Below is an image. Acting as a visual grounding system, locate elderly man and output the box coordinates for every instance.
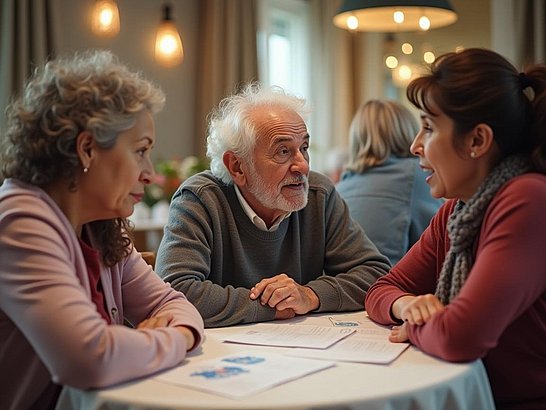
[156,83,390,328]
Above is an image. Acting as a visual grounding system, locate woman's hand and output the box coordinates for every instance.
[137,314,195,350]
[389,322,409,343]
[174,326,196,351]
[137,313,175,329]
[393,294,445,325]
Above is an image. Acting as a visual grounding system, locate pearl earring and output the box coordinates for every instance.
[83,167,89,173]
[470,152,477,159]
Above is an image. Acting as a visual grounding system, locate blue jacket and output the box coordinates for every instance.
[337,156,443,264]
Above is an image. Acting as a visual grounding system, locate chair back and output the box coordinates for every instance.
[140,251,156,268]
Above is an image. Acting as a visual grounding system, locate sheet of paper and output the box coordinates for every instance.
[155,352,335,398]
[287,317,410,364]
[221,324,356,349]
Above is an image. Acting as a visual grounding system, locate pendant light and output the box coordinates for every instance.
[91,0,120,38]
[333,0,457,32]
[155,3,184,67]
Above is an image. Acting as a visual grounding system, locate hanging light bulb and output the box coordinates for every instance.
[393,11,405,24]
[155,3,184,67]
[91,0,120,38]
[419,15,431,30]
[401,42,413,54]
[399,65,413,80]
[423,51,436,63]
[347,15,359,30]
[385,55,399,69]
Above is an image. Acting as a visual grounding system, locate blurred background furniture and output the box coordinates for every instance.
[140,252,156,268]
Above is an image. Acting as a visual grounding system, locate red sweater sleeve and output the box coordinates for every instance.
[408,175,546,361]
[365,200,455,325]
[367,175,546,363]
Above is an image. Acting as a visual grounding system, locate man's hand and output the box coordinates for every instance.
[249,273,319,315]
[274,308,296,320]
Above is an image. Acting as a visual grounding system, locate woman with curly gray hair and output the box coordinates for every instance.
[0,50,203,410]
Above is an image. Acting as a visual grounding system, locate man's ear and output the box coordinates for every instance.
[467,123,494,159]
[76,131,95,169]
[223,151,247,186]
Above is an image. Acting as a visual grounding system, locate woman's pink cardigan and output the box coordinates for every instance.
[0,179,204,410]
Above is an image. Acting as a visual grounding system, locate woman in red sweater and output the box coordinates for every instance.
[365,48,546,410]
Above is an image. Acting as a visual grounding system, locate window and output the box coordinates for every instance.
[257,0,310,101]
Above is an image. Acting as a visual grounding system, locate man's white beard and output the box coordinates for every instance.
[246,163,309,213]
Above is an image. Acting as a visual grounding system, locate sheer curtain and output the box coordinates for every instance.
[0,0,55,133]
[307,0,355,169]
[515,0,546,66]
[194,0,259,156]
[492,0,545,67]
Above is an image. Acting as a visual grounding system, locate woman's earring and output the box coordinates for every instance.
[83,167,89,173]
[470,152,477,159]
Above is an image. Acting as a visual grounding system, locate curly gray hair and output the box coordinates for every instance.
[0,49,165,187]
[0,49,165,267]
[206,82,310,184]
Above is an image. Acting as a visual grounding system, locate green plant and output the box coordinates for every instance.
[142,156,209,208]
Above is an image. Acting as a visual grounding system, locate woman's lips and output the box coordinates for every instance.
[130,193,144,202]
[420,164,434,183]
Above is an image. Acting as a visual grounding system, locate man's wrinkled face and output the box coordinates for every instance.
[241,105,310,223]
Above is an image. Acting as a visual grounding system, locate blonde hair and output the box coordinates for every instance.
[345,99,418,173]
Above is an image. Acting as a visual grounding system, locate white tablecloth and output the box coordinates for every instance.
[56,312,495,410]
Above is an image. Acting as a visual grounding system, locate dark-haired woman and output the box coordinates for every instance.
[365,48,546,409]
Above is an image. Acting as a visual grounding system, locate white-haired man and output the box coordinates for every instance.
[156,83,390,328]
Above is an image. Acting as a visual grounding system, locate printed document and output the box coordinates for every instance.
[155,352,335,398]
[288,317,410,364]
[221,324,355,349]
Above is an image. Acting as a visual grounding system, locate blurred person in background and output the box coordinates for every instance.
[337,99,442,264]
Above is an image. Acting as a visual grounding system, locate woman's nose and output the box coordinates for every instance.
[140,158,155,185]
[410,133,423,157]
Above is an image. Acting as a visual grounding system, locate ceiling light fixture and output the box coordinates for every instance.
[155,3,184,67]
[91,0,120,38]
[333,0,457,32]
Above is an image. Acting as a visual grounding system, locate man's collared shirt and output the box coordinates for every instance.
[234,184,290,232]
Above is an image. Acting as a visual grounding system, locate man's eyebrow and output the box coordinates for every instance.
[271,134,310,145]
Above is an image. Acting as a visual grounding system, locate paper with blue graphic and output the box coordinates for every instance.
[156,352,334,398]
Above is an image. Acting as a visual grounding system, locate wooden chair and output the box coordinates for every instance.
[140,251,156,268]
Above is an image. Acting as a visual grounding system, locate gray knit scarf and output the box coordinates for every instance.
[435,155,531,305]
